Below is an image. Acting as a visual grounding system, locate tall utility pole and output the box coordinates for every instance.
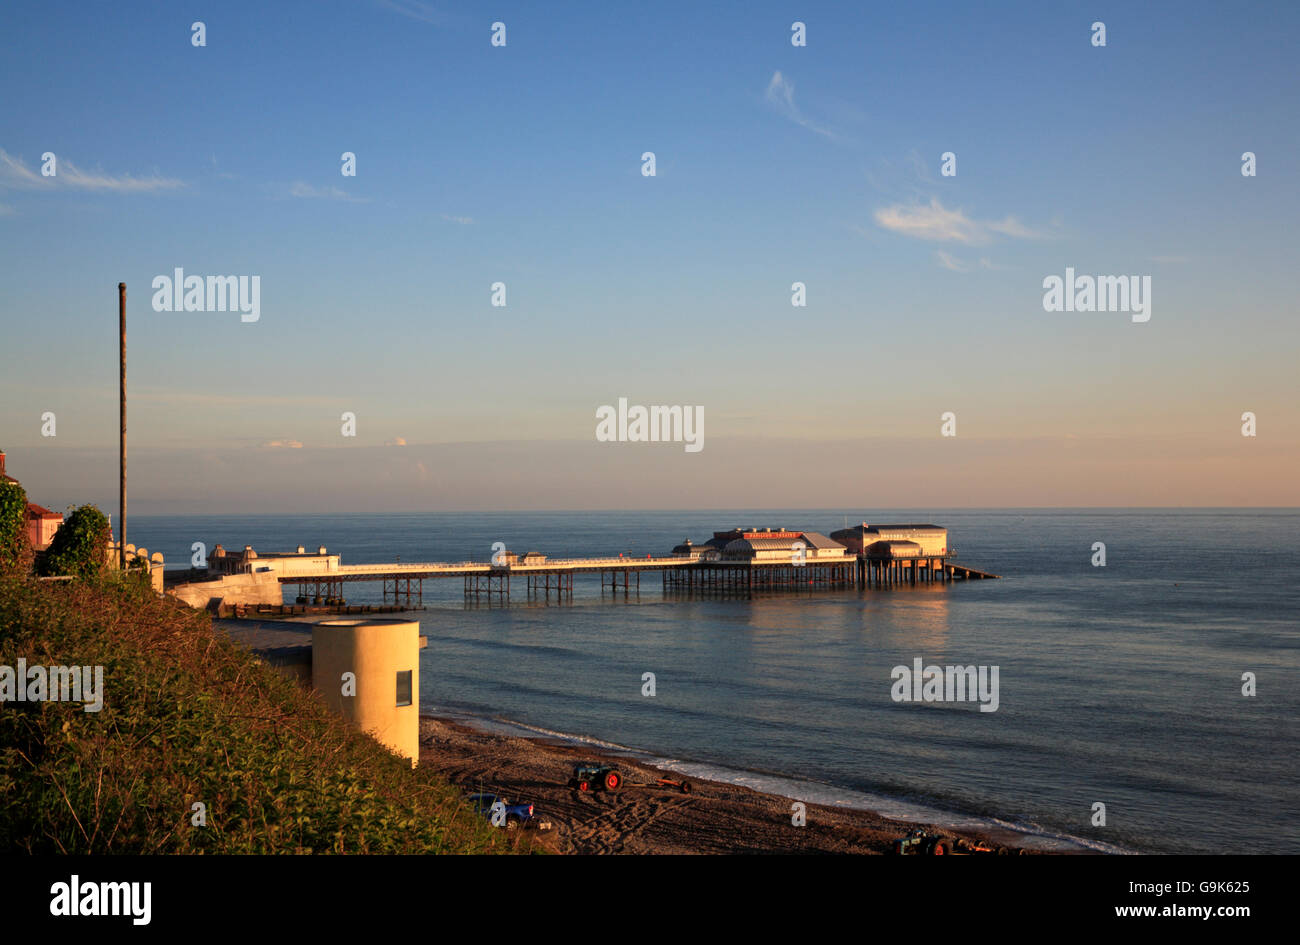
[119,282,126,571]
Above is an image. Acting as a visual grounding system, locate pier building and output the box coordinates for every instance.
[830,523,949,557]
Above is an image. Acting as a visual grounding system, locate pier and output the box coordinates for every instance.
[289,555,685,606]
[179,523,1001,610]
[280,554,996,605]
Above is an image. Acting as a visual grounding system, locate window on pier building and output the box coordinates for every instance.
[396,670,412,707]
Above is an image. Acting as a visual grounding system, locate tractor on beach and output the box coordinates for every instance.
[569,762,624,793]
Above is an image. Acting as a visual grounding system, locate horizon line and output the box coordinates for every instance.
[122,505,1300,517]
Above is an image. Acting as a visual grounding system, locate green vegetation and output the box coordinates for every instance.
[36,504,110,580]
[0,477,29,574]
[0,572,514,854]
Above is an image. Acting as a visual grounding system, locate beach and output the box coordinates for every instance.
[418,715,1047,855]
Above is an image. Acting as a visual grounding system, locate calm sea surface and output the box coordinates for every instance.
[132,509,1299,853]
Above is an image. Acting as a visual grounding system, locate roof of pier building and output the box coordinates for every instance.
[720,532,849,560]
[831,523,945,535]
[798,532,848,552]
[722,537,796,555]
[707,527,802,548]
[673,539,721,560]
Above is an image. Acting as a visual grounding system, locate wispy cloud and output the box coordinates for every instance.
[935,250,970,272]
[258,439,304,449]
[374,0,445,26]
[764,71,835,139]
[385,437,408,447]
[441,213,474,225]
[288,181,367,203]
[984,217,1042,240]
[935,251,1012,273]
[1150,255,1189,264]
[874,197,1047,245]
[0,148,183,192]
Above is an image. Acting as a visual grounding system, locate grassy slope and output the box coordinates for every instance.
[0,572,515,854]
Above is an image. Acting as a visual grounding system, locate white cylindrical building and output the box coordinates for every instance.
[312,618,420,766]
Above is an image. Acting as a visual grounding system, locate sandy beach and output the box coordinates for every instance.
[418,715,1051,855]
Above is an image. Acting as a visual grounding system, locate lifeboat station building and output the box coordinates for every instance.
[829,523,949,557]
[830,523,951,586]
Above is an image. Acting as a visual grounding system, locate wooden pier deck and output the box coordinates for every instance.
[278,552,999,605]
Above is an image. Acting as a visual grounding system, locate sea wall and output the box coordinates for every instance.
[169,571,284,610]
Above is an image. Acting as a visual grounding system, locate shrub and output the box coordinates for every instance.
[37,504,110,580]
[0,574,514,854]
[0,479,31,575]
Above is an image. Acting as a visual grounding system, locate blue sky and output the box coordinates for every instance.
[2,1,1298,511]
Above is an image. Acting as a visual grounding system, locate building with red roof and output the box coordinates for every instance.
[0,450,65,551]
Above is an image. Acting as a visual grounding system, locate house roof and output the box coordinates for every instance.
[26,502,62,519]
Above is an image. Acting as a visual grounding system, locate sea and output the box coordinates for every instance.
[130,509,1299,854]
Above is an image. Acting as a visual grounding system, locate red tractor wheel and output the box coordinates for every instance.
[680,780,692,794]
[931,840,952,855]
[577,780,590,793]
[603,771,622,792]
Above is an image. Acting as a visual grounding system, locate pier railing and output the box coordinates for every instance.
[329,555,684,576]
